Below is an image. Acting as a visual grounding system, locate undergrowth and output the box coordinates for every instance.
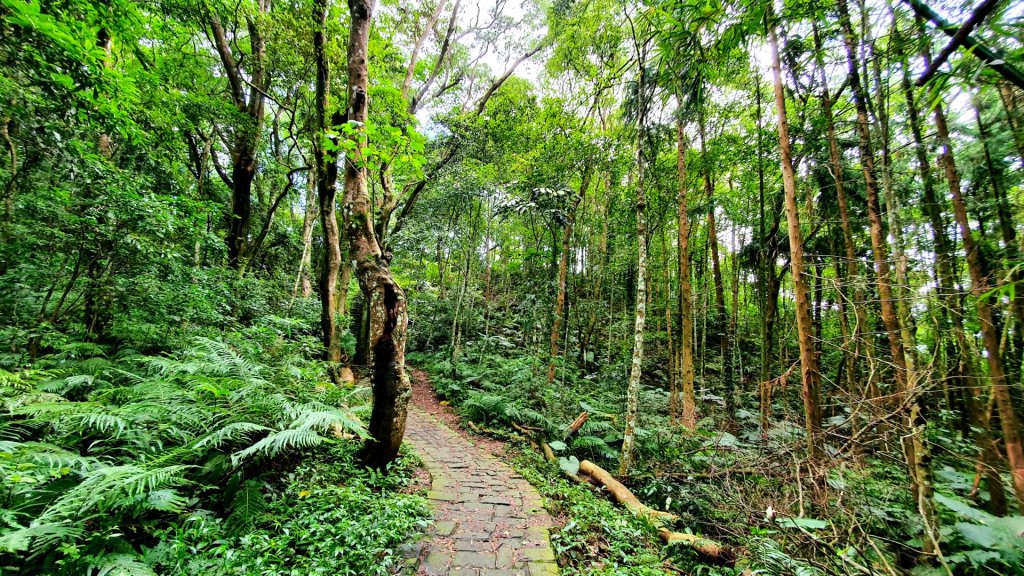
[410,341,1024,576]
[0,326,429,575]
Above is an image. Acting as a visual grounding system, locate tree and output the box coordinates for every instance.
[768,10,821,454]
[343,0,412,469]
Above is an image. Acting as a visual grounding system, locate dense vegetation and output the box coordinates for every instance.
[2,0,1024,573]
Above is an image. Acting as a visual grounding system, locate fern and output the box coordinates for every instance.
[36,464,188,525]
[512,407,553,431]
[0,522,83,553]
[0,440,98,474]
[572,435,617,458]
[194,421,272,450]
[0,333,369,571]
[226,479,267,533]
[92,553,158,576]
[231,428,325,466]
[462,392,508,424]
[144,489,187,513]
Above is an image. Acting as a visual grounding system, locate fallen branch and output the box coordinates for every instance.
[575,459,738,564]
[659,528,735,563]
[578,460,679,524]
[561,411,589,440]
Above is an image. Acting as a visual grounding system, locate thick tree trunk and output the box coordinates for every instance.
[676,114,696,430]
[345,0,411,469]
[210,3,269,269]
[768,19,821,454]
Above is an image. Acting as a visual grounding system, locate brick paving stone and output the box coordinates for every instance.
[402,407,558,575]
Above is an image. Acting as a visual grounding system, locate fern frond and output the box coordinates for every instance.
[289,407,367,438]
[194,422,272,451]
[226,480,267,533]
[92,553,158,576]
[572,435,617,458]
[0,441,98,474]
[0,522,83,553]
[36,464,188,523]
[231,428,324,467]
[514,407,553,431]
[144,489,186,512]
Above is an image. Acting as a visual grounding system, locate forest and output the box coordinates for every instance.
[1,0,1024,573]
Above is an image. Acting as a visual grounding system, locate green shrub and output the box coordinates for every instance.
[0,335,371,574]
[148,445,430,576]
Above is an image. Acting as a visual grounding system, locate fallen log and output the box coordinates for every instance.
[496,420,741,566]
[577,459,738,564]
[540,440,556,462]
[659,528,736,563]
[578,460,679,525]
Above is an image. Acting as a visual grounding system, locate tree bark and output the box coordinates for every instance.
[812,21,874,429]
[345,0,412,470]
[676,113,696,430]
[974,97,1024,386]
[314,0,344,365]
[768,17,821,454]
[209,3,270,269]
[619,55,649,475]
[548,168,591,385]
[297,172,318,298]
[935,98,1024,512]
[840,0,938,549]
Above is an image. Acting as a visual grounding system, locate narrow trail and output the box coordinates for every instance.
[401,371,559,576]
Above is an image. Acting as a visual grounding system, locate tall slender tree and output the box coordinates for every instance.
[768,12,821,453]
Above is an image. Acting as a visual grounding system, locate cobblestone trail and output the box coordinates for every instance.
[403,407,559,576]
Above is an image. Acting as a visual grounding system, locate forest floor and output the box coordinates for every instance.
[402,368,561,575]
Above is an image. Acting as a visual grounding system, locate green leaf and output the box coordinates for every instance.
[776,517,829,530]
[558,456,579,476]
[547,440,567,451]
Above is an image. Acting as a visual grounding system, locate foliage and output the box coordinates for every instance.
[0,332,399,574]
[147,445,430,576]
[512,450,670,576]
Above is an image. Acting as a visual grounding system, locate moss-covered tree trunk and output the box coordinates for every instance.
[313,0,343,365]
[619,56,649,476]
[344,0,411,469]
[676,113,696,430]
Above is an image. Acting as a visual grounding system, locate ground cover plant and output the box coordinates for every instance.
[0,319,428,574]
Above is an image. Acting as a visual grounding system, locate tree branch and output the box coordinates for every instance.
[473,42,547,115]
[917,0,1003,86]
[903,0,1024,89]
[243,166,309,273]
[402,0,449,100]
[208,12,246,106]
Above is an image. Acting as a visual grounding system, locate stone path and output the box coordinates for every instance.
[402,406,559,576]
